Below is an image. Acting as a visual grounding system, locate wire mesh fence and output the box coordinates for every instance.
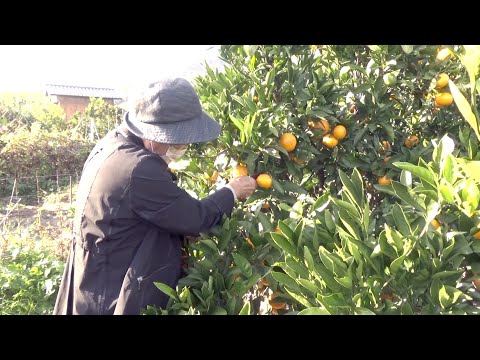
[0,173,79,240]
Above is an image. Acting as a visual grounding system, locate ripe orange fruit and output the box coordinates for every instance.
[333,125,347,140]
[256,174,273,189]
[436,73,449,89]
[431,219,441,230]
[309,117,330,134]
[322,134,338,148]
[437,47,454,61]
[378,176,392,185]
[435,92,454,107]
[404,135,419,149]
[279,133,297,152]
[232,165,248,177]
[473,231,480,239]
[316,118,330,134]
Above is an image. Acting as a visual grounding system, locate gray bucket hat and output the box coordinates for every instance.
[123,78,221,144]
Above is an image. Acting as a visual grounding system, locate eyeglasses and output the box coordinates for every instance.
[171,144,188,150]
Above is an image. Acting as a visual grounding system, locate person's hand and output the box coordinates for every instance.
[227,176,257,201]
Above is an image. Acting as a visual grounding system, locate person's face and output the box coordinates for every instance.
[144,140,188,157]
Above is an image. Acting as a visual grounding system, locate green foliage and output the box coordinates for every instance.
[0,92,66,132]
[0,123,92,180]
[70,98,122,140]
[150,45,480,315]
[0,243,64,315]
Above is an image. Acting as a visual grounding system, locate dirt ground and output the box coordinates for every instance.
[0,196,74,260]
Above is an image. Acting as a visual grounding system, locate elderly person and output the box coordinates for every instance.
[54,78,257,315]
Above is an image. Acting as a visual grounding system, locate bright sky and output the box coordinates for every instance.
[0,45,224,94]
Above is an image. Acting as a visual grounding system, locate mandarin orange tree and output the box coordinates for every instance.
[149,45,480,315]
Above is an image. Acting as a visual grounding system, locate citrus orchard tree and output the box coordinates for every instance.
[149,45,480,315]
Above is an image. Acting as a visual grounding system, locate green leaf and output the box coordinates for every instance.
[383,122,395,143]
[354,307,376,315]
[229,114,245,133]
[313,263,342,292]
[319,246,347,277]
[257,212,273,233]
[284,287,313,308]
[335,275,353,289]
[439,183,455,204]
[458,159,480,184]
[278,220,296,244]
[353,127,368,146]
[449,80,480,140]
[330,197,359,219]
[431,270,464,280]
[463,179,480,212]
[401,45,414,54]
[282,181,309,195]
[400,303,414,315]
[304,246,315,272]
[272,271,300,291]
[321,293,348,307]
[392,203,412,236]
[429,278,441,308]
[385,224,403,253]
[199,239,219,253]
[294,219,305,248]
[433,135,455,172]
[363,201,370,235]
[211,307,228,315]
[338,210,362,240]
[297,307,330,315]
[286,257,310,278]
[269,232,298,257]
[324,209,336,233]
[239,301,251,315]
[338,169,363,210]
[393,162,436,188]
[232,253,253,277]
[460,45,480,103]
[443,155,454,184]
[378,231,397,258]
[296,88,312,102]
[310,193,330,215]
[154,282,180,302]
[375,182,425,212]
[298,278,320,294]
[390,254,406,275]
[439,286,451,309]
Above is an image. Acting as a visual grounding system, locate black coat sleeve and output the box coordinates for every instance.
[129,156,235,236]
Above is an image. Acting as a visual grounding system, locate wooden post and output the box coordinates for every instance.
[36,173,40,205]
[10,177,16,203]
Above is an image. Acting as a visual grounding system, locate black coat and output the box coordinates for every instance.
[53,128,234,315]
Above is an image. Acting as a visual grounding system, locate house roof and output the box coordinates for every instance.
[45,84,123,99]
